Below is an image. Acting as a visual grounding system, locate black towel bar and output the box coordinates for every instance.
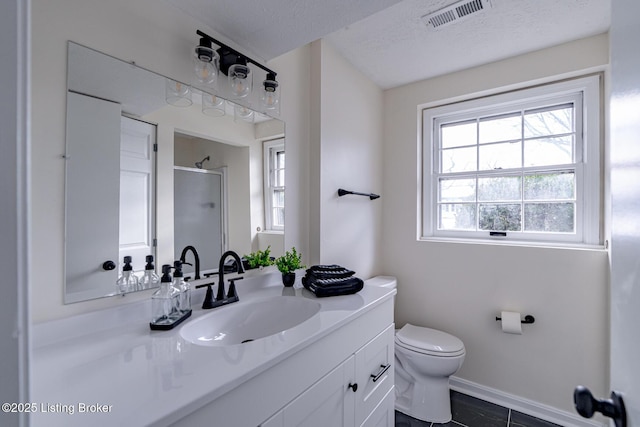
[338,188,380,200]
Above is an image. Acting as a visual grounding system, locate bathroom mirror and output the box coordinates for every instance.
[64,42,284,303]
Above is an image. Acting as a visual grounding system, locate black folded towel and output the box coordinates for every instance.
[305,268,355,280]
[302,276,363,297]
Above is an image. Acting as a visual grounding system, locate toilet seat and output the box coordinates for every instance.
[396,324,465,357]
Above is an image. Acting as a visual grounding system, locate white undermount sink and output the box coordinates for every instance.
[180,296,322,347]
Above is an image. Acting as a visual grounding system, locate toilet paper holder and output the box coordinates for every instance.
[495,314,535,324]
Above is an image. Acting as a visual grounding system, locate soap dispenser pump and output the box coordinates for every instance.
[116,256,139,294]
[173,260,192,315]
[140,255,160,290]
[150,264,190,330]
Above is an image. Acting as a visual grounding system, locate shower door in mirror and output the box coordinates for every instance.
[173,167,226,275]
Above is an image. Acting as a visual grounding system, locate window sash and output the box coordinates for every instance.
[421,75,601,245]
[263,139,285,232]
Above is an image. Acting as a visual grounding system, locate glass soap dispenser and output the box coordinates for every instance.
[173,260,191,316]
[116,256,139,294]
[150,264,185,330]
[140,255,160,290]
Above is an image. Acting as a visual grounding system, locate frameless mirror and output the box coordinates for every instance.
[64,42,284,303]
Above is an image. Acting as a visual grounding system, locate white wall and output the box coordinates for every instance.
[382,33,610,413]
[30,0,310,322]
[308,40,384,277]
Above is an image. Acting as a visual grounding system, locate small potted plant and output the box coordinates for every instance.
[275,247,306,287]
[244,246,274,270]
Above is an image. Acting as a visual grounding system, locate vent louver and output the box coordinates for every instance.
[422,0,492,29]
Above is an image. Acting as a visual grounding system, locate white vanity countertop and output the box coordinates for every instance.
[30,274,395,427]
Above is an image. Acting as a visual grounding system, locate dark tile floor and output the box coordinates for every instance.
[395,391,562,427]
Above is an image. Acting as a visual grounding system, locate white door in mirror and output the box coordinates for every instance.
[119,117,156,275]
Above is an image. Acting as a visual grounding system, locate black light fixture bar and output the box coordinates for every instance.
[196,30,277,78]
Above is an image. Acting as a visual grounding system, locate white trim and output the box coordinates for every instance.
[421,74,602,246]
[0,1,30,426]
[450,376,607,427]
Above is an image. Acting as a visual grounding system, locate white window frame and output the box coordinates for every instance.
[421,75,602,246]
[263,138,285,232]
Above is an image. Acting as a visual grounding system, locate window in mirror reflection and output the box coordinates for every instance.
[264,139,285,231]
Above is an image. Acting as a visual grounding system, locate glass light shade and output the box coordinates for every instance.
[233,103,254,123]
[201,93,225,117]
[165,79,193,107]
[261,78,280,110]
[193,46,219,88]
[228,64,252,98]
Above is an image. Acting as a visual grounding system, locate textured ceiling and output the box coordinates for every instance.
[163,0,611,90]
[326,0,611,88]
[163,0,404,60]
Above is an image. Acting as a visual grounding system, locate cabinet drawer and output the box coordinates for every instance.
[360,387,395,427]
[354,324,394,426]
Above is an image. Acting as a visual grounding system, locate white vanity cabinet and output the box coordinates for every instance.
[172,295,395,427]
[261,325,394,427]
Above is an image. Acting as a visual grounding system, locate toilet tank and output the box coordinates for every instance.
[365,276,397,289]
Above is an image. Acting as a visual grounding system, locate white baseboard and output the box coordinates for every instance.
[449,376,607,427]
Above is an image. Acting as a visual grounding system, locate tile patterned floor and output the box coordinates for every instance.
[395,391,563,427]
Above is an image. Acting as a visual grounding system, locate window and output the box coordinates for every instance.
[422,75,601,245]
[264,139,285,231]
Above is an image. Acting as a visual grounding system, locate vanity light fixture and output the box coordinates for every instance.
[194,37,219,88]
[201,92,225,117]
[261,72,280,110]
[233,103,255,123]
[195,30,280,115]
[165,78,193,107]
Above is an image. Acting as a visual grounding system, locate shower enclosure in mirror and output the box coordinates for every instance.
[64,41,285,303]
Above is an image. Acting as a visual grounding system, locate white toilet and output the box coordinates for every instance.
[367,276,466,424]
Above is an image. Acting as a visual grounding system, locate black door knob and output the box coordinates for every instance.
[102,260,116,271]
[348,383,358,392]
[574,386,626,427]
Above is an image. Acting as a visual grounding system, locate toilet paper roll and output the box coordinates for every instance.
[501,311,522,334]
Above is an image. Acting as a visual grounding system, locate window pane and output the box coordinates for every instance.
[441,121,476,149]
[439,178,476,202]
[478,176,521,201]
[479,113,521,144]
[479,204,521,231]
[524,105,573,138]
[441,146,477,173]
[273,207,285,227]
[274,169,285,187]
[479,141,521,170]
[272,189,284,208]
[524,172,575,200]
[276,151,285,168]
[524,136,573,167]
[438,203,476,230]
[524,203,574,232]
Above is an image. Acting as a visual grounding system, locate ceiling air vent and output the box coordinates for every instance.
[422,0,492,30]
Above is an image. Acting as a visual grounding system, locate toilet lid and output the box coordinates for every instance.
[396,324,464,355]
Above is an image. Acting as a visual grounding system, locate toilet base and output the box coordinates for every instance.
[395,375,453,423]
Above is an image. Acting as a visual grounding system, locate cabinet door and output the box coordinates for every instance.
[354,325,395,425]
[282,355,355,427]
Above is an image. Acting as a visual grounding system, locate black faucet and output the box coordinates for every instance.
[199,250,245,309]
[216,250,245,301]
[179,245,201,280]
